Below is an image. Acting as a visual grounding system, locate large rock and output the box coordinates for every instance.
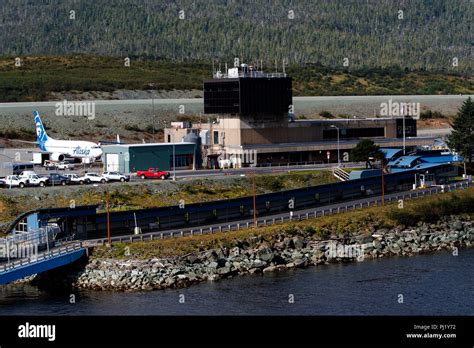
[217,266,232,275]
[216,258,227,268]
[251,259,267,269]
[389,243,401,254]
[256,247,274,262]
[216,248,228,259]
[263,265,277,273]
[186,254,201,264]
[292,237,305,249]
[452,221,463,231]
[272,255,287,265]
[202,250,219,262]
[373,239,383,250]
[357,235,374,244]
[291,251,304,260]
[207,261,218,270]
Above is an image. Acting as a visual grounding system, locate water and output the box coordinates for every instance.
[1,249,473,316]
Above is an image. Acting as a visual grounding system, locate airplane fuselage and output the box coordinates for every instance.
[43,139,103,159]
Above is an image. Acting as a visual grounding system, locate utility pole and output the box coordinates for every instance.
[381,164,385,207]
[403,114,406,155]
[330,125,340,166]
[172,127,176,181]
[152,97,155,141]
[162,120,176,179]
[252,172,257,228]
[401,104,406,155]
[106,190,111,245]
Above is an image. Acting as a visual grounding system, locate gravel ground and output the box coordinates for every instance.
[0,94,470,145]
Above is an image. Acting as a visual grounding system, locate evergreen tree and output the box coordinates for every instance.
[350,139,383,169]
[447,97,474,174]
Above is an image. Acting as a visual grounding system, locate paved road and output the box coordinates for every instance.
[0,95,471,116]
[0,161,362,193]
[157,162,362,180]
[1,95,471,108]
[417,128,452,137]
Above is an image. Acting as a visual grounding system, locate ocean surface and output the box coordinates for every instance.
[1,248,472,316]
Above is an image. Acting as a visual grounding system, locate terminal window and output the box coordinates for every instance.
[323,127,385,140]
[170,154,193,169]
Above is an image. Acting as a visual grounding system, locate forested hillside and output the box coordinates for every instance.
[0,0,472,72]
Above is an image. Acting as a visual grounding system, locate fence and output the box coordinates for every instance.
[84,181,471,247]
[0,242,83,273]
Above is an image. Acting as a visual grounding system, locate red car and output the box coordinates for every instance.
[136,168,171,180]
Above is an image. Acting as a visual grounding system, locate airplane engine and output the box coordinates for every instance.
[50,153,66,162]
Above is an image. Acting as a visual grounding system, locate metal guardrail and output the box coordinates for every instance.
[0,242,83,273]
[83,181,471,247]
[254,161,365,168]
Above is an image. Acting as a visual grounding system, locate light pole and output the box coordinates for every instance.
[330,125,340,166]
[172,129,176,181]
[400,104,406,155]
[152,97,155,141]
[163,120,176,181]
[252,171,257,228]
[381,165,385,207]
[106,189,111,245]
[403,114,406,155]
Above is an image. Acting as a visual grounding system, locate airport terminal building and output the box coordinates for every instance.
[102,143,196,173]
[164,64,423,168]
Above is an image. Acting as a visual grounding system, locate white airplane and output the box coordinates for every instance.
[34,111,103,161]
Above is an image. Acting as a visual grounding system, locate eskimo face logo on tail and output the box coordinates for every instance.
[34,113,48,151]
[36,122,43,139]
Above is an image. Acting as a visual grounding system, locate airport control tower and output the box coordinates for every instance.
[203,63,293,149]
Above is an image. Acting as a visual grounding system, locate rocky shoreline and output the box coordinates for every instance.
[36,215,473,291]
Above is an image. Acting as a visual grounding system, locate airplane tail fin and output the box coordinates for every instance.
[34,111,50,151]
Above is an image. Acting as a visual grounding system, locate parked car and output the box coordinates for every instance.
[55,162,71,170]
[84,173,108,184]
[102,171,130,182]
[1,175,27,188]
[18,171,37,177]
[18,173,49,187]
[136,168,170,180]
[46,173,70,186]
[64,174,90,185]
[43,160,57,170]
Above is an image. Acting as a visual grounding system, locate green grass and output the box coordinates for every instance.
[0,56,472,102]
[92,186,474,259]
